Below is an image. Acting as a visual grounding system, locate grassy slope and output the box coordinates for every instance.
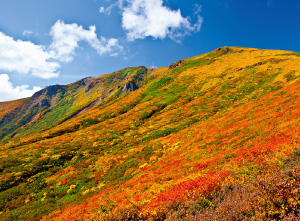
[1,47,300,220]
[0,99,28,122]
[0,66,150,141]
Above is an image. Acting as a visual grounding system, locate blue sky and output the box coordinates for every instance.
[0,0,299,102]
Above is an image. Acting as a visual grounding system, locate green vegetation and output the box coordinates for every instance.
[0,47,300,220]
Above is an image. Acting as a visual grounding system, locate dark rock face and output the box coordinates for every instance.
[32,85,65,98]
[85,84,94,93]
[169,60,182,70]
[74,79,87,87]
[35,99,50,108]
[85,80,100,93]
[122,81,138,92]
[214,47,231,54]
[75,76,98,89]
[45,85,65,97]
[74,97,103,117]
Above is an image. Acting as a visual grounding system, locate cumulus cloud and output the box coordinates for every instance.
[118,0,203,41]
[49,20,121,62]
[0,32,60,79]
[0,74,41,102]
[0,20,122,79]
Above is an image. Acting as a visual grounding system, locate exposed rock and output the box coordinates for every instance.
[213,47,231,54]
[85,79,102,93]
[35,99,50,108]
[237,61,266,72]
[169,60,182,70]
[75,97,104,116]
[122,81,138,92]
[146,67,158,72]
[59,97,104,124]
[32,85,65,98]
[124,71,131,79]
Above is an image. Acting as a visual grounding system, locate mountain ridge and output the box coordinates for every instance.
[1,47,300,220]
[0,65,157,141]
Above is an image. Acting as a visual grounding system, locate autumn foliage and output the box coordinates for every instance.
[0,47,300,220]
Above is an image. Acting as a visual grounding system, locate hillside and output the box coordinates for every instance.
[0,66,154,141]
[1,47,300,220]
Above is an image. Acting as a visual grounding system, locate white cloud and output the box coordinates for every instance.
[118,0,203,41]
[99,6,105,13]
[22,30,34,36]
[0,32,60,79]
[99,2,119,15]
[0,74,41,102]
[193,15,203,33]
[49,20,122,62]
[0,20,122,80]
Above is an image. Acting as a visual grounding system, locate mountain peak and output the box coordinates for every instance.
[1,47,300,220]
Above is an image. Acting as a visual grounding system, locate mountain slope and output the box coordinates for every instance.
[0,66,156,141]
[1,47,300,220]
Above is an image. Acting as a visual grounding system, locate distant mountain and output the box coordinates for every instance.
[1,47,300,220]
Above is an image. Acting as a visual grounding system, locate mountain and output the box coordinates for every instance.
[1,47,300,220]
[0,66,155,141]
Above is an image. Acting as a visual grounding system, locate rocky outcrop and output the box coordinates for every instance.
[169,60,182,70]
[75,97,103,116]
[32,85,65,98]
[122,81,139,92]
[35,99,50,108]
